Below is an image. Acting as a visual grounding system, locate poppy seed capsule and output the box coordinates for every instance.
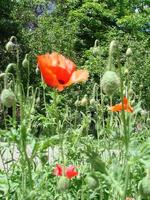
[85,175,98,189]
[1,89,16,108]
[101,71,120,96]
[57,176,69,192]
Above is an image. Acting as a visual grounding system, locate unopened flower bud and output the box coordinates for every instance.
[101,71,120,96]
[5,63,16,72]
[126,48,132,57]
[36,66,39,74]
[90,98,96,105]
[85,175,98,189]
[92,40,100,56]
[75,99,79,106]
[5,41,15,52]
[139,84,143,89]
[109,40,118,56]
[1,89,16,108]
[36,97,40,104]
[22,54,29,68]
[139,172,150,197]
[57,176,69,192]
[124,68,129,75]
[80,95,88,106]
[5,36,17,52]
[128,88,134,96]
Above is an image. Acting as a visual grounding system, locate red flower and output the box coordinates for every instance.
[109,97,133,112]
[37,52,89,91]
[53,164,78,179]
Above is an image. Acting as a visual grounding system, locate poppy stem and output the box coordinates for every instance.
[117,47,130,200]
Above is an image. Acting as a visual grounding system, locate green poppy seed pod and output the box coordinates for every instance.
[1,89,16,108]
[80,95,88,106]
[85,175,99,189]
[126,48,132,57]
[109,40,118,56]
[139,175,150,197]
[57,176,69,192]
[101,71,120,96]
[22,54,29,68]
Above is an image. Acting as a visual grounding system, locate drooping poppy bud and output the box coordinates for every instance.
[5,36,17,52]
[90,98,96,105]
[85,175,99,189]
[57,176,69,192]
[92,40,100,57]
[22,54,29,68]
[126,48,132,57]
[101,71,120,96]
[139,174,150,197]
[80,95,88,106]
[1,89,16,108]
[109,40,118,57]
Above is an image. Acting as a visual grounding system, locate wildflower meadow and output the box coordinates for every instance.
[0,1,150,200]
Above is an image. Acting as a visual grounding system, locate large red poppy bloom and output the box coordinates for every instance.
[109,97,133,112]
[37,52,89,91]
[53,164,78,179]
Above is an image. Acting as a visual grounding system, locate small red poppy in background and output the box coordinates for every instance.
[109,97,133,112]
[53,164,78,179]
[37,52,89,91]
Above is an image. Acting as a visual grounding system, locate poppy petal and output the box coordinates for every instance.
[65,165,78,179]
[53,164,63,176]
[66,70,89,86]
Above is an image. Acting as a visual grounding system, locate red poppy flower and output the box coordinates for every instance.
[109,97,133,112]
[37,52,89,91]
[53,164,78,179]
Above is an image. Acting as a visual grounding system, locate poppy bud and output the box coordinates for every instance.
[85,175,98,189]
[90,98,96,105]
[5,36,17,52]
[36,97,40,104]
[6,63,16,72]
[5,41,15,52]
[139,84,143,89]
[109,40,118,56]
[22,54,29,68]
[128,89,134,97]
[57,176,69,192]
[124,68,129,75]
[80,95,88,106]
[1,89,16,108]
[126,48,132,57]
[75,99,79,107]
[139,173,150,197]
[92,40,100,57]
[35,66,39,74]
[101,71,120,96]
